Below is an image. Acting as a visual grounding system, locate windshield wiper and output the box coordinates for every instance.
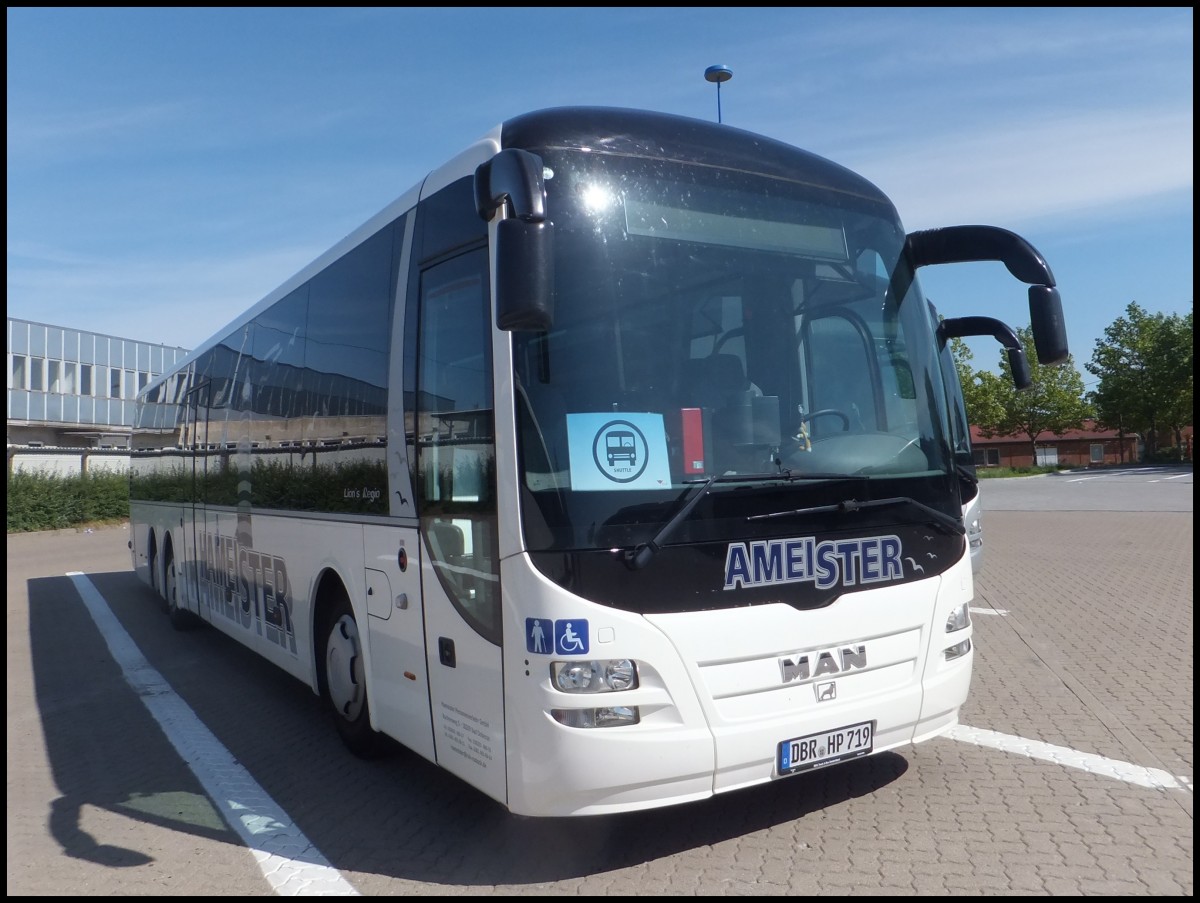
[626,475,717,570]
[748,496,966,536]
[628,471,799,569]
[625,472,886,570]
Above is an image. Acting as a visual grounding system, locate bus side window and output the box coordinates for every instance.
[414,246,501,644]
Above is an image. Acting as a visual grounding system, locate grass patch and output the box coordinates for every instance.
[976,465,1068,479]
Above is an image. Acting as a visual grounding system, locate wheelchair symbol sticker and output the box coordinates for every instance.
[554,619,589,655]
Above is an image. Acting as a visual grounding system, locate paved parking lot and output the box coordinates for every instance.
[6,466,1193,895]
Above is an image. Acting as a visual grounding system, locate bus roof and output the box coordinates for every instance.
[501,106,891,207]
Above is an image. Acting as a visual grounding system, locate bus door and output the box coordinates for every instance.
[188,338,253,633]
[196,349,249,630]
[364,525,436,762]
[180,378,212,622]
[412,246,507,804]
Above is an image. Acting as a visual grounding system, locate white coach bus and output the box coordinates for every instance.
[129,107,1068,816]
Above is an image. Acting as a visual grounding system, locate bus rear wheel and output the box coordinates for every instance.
[164,549,198,631]
[322,595,383,758]
[149,542,167,613]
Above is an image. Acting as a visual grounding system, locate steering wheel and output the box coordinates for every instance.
[797,408,850,431]
[784,430,927,473]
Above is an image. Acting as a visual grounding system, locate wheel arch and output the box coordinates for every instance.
[161,525,176,568]
[159,526,180,600]
[311,567,356,699]
[310,565,384,755]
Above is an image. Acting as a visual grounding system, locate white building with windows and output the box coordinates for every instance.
[7,317,189,472]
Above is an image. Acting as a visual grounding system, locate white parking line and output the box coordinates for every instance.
[68,573,359,897]
[946,724,1188,791]
[969,607,1009,616]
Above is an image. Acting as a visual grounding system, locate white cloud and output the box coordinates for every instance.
[840,107,1193,230]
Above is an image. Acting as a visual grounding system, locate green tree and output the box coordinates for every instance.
[950,337,1007,433]
[1160,308,1194,456]
[1086,302,1193,460]
[973,327,1091,460]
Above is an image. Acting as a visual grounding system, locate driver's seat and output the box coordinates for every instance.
[682,354,749,411]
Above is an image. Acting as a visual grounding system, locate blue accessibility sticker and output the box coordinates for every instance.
[526,618,553,655]
[554,619,589,655]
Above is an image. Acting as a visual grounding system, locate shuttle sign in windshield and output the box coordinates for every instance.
[724,534,904,591]
[566,413,671,490]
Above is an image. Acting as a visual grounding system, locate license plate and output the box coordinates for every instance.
[777,721,874,775]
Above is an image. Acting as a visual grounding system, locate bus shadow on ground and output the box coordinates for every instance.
[28,570,907,886]
[27,574,240,868]
[411,752,910,886]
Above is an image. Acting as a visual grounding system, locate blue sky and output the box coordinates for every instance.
[6,8,1193,387]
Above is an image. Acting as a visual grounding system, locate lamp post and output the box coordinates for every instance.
[704,65,732,124]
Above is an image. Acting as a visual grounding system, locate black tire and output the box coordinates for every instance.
[164,549,199,631]
[149,541,164,610]
[321,593,383,758]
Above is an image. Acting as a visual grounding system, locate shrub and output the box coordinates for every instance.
[6,471,129,533]
[1148,446,1190,463]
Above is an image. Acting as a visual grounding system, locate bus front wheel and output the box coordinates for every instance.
[322,595,383,758]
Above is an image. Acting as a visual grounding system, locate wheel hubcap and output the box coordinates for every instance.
[326,615,364,720]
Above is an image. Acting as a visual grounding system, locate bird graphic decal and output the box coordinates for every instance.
[904,556,925,574]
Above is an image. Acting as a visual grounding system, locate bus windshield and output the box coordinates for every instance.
[513,150,957,556]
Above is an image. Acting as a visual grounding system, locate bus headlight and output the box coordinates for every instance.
[943,603,971,660]
[944,602,971,633]
[551,659,638,693]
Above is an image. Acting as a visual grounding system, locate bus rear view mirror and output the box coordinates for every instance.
[1006,346,1032,390]
[908,225,1071,368]
[476,148,556,331]
[495,217,555,331]
[907,225,1055,286]
[938,315,1032,391]
[1028,285,1068,366]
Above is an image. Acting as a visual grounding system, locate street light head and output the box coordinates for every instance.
[705,65,733,84]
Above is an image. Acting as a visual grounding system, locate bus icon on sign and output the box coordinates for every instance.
[589,419,651,484]
[605,430,636,466]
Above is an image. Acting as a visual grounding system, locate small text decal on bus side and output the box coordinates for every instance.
[197,531,297,654]
[724,535,903,591]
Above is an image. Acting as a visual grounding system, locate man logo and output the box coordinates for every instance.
[816,682,837,701]
[780,645,867,683]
